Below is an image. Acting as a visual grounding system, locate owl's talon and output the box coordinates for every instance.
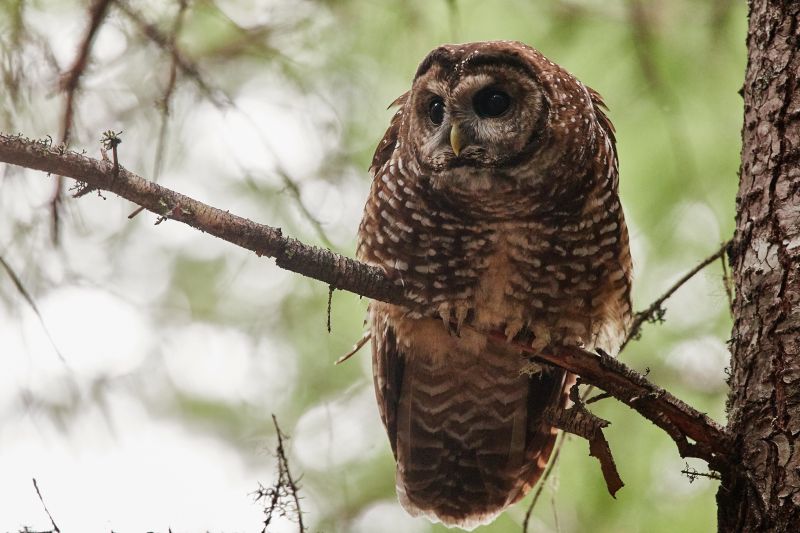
[504,318,524,342]
[379,264,406,288]
[437,303,455,336]
[454,303,469,336]
[529,324,551,355]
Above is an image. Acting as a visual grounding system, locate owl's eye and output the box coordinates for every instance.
[473,88,511,118]
[428,97,445,126]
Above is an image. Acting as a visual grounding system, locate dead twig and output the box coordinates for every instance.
[32,478,61,533]
[275,166,335,249]
[720,250,734,315]
[0,255,65,362]
[621,239,732,350]
[255,415,306,532]
[544,384,624,497]
[50,0,113,244]
[129,0,188,220]
[114,0,228,107]
[327,285,334,333]
[682,462,722,483]
[335,331,371,365]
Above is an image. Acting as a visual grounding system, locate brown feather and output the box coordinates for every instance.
[357,40,632,528]
[369,92,408,175]
[370,307,569,529]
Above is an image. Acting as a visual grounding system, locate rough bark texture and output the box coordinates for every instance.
[720,1,800,531]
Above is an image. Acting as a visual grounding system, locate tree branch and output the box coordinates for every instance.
[522,238,731,523]
[544,385,624,497]
[0,133,402,305]
[621,239,732,350]
[32,478,61,533]
[114,0,229,107]
[511,336,730,468]
[51,0,113,244]
[0,132,731,469]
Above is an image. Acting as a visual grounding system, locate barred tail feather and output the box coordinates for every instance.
[388,342,567,529]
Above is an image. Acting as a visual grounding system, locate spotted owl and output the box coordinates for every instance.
[356,41,632,529]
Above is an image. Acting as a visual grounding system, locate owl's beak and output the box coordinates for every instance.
[449,123,463,156]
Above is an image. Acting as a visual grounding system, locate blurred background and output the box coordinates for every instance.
[0,1,744,531]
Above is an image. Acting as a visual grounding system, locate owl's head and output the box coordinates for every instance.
[406,42,546,176]
[390,41,603,196]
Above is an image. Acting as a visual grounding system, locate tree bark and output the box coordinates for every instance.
[720,1,800,531]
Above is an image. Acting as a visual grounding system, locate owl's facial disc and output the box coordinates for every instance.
[409,56,545,181]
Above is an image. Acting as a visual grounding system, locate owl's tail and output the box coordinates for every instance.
[393,343,569,530]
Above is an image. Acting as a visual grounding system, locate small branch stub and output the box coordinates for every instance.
[544,385,624,497]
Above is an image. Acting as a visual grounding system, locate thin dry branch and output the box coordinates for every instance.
[509,337,730,468]
[522,432,564,532]
[544,386,624,497]
[32,478,61,533]
[275,165,335,249]
[115,0,228,107]
[155,0,188,163]
[0,133,402,304]
[51,0,113,244]
[335,331,371,365]
[621,239,731,350]
[0,255,65,362]
[58,0,112,141]
[128,0,189,220]
[0,132,731,470]
[255,415,306,532]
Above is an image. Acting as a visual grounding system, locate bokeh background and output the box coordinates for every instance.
[0,1,744,532]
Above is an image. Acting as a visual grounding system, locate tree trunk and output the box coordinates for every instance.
[719,1,800,531]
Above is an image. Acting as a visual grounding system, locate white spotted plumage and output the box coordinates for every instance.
[357,40,632,529]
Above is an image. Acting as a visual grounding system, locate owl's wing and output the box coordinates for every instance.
[369,92,409,176]
[371,317,405,458]
[586,86,617,146]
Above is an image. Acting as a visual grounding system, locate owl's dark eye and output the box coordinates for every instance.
[428,97,445,126]
[473,88,511,118]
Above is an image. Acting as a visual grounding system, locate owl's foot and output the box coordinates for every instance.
[503,317,525,342]
[437,301,470,336]
[379,263,406,288]
[518,324,551,376]
[529,324,552,354]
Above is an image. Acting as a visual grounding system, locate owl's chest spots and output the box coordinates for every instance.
[472,237,518,327]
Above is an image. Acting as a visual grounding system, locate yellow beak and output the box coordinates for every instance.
[450,123,463,156]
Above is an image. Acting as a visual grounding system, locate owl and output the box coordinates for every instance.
[356,41,632,529]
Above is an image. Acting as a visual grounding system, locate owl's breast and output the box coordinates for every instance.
[357,162,631,353]
[471,232,527,332]
[464,219,629,352]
